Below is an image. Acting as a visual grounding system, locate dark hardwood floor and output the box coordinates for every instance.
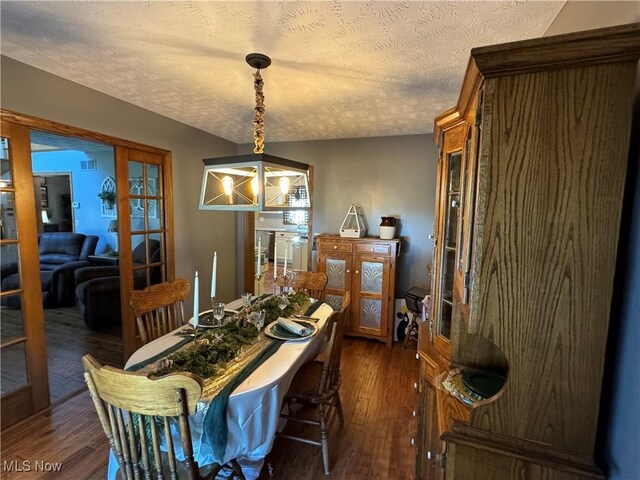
[1,338,418,479]
[261,338,419,479]
[1,306,123,403]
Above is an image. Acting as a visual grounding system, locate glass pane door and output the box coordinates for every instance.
[437,151,462,340]
[129,159,166,289]
[0,122,49,428]
[0,135,27,396]
[118,148,171,356]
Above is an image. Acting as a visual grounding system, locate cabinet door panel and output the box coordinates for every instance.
[325,293,344,312]
[359,298,383,329]
[326,256,349,290]
[425,382,444,480]
[360,260,384,294]
[352,255,390,337]
[318,250,354,333]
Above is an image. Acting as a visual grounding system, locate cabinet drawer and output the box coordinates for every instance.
[355,243,391,256]
[318,242,353,253]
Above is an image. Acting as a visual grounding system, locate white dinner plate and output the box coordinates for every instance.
[264,319,318,342]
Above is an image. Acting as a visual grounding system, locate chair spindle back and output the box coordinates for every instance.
[276,270,328,300]
[319,291,350,396]
[82,354,207,480]
[130,278,191,344]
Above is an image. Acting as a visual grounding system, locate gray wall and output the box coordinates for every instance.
[1,56,239,305]
[544,1,639,36]
[544,6,640,480]
[238,134,437,296]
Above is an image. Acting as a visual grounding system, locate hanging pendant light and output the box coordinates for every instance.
[199,53,311,212]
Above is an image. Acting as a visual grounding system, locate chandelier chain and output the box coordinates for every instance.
[253,69,265,154]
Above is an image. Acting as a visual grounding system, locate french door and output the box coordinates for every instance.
[116,147,174,356]
[0,111,174,428]
[0,121,49,428]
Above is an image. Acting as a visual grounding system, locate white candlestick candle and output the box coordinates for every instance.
[193,271,199,328]
[273,243,278,280]
[257,237,262,275]
[211,251,217,298]
[283,242,288,275]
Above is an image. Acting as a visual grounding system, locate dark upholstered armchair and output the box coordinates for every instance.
[1,233,98,308]
[75,240,162,330]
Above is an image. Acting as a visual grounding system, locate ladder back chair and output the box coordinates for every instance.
[277,291,350,474]
[130,278,190,344]
[83,355,245,480]
[275,270,328,300]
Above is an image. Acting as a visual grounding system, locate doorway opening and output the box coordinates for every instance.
[35,173,73,232]
[1,131,124,405]
[254,210,310,295]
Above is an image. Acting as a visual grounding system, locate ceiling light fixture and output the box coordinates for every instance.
[199,53,310,212]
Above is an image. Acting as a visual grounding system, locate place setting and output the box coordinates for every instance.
[264,293,319,342]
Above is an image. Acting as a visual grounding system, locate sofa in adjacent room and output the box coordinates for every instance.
[74,239,162,330]
[1,232,99,308]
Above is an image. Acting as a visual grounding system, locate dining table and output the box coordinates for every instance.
[106,296,334,480]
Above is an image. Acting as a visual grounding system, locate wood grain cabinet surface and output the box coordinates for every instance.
[416,23,640,480]
[316,234,399,345]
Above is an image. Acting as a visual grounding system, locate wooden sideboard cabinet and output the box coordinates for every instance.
[416,24,640,480]
[316,234,399,345]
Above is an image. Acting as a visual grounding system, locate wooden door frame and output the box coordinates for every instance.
[0,109,175,361]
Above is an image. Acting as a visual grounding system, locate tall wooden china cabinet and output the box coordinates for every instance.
[416,24,640,479]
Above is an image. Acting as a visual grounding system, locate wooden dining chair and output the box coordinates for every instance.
[130,278,190,344]
[275,270,328,300]
[277,291,350,474]
[83,355,245,480]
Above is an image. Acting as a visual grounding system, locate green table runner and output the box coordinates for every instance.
[126,337,193,372]
[204,337,283,459]
[204,298,323,459]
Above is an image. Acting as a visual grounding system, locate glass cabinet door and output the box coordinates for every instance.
[434,150,462,346]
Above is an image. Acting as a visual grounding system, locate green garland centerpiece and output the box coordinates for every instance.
[260,291,309,325]
[152,292,310,379]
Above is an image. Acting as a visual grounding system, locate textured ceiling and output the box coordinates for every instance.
[1,1,564,143]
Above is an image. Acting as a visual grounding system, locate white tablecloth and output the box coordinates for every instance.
[107,299,334,480]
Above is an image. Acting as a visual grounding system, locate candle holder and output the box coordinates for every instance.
[274,270,296,295]
[254,272,263,297]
